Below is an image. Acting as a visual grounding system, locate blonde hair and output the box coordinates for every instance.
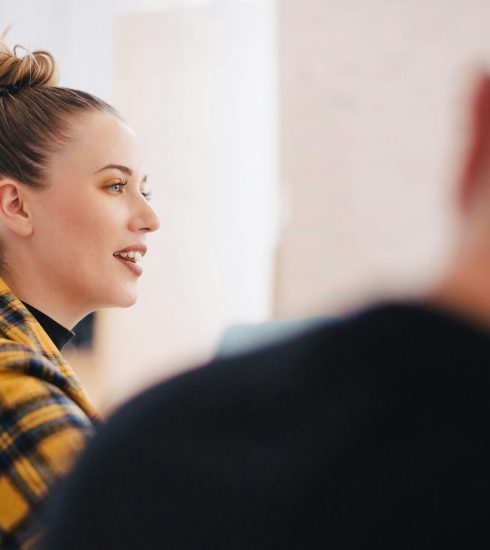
[0,30,118,187]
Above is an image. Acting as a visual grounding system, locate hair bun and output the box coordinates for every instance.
[0,29,58,90]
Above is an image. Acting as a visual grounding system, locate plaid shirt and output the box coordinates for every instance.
[0,278,98,549]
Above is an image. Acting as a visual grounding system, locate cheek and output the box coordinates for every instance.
[37,194,125,257]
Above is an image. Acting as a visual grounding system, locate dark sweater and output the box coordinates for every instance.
[42,303,490,549]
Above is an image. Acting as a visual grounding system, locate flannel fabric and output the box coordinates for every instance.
[0,278,97,549]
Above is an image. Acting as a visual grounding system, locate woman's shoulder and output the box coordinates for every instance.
[0,337,68,390]
[0,340,96,550]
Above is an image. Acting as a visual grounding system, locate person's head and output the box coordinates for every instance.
[457,73,490,227]
[424,70,490,324]
[0,33,160,327]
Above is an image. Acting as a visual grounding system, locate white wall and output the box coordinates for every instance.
[275,0,490,317]
[0,0,216,100]
[100,0,278,408]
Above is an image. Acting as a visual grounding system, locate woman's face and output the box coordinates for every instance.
[26,110,160,314]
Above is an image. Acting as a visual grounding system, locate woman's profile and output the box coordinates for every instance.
[0,30,159,548]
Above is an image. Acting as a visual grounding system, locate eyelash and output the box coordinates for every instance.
[107,179,152,201]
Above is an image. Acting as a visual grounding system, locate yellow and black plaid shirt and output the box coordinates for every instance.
[0,278,97,549]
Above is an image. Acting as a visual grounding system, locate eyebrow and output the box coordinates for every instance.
[95,163,148,183]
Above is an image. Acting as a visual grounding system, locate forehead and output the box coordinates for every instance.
[48,111,141,177]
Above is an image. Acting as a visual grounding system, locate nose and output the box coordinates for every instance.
[129,197,161,233]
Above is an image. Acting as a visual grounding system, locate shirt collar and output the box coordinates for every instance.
[22,302,75,351]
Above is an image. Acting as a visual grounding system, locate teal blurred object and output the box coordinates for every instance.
[217,316,335,358]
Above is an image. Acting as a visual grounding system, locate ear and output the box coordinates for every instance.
[459,72,490,212]
[0,179,33,237]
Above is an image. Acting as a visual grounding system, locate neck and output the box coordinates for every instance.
[0,270,90,330]
[425,245,490,330]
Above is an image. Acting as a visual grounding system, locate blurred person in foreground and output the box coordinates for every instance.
[43,72,490,550]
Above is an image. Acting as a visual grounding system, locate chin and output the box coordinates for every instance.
[104,286,138,308]
[118,293,138,308]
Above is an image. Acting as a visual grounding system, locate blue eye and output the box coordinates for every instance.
[107,180,128,193]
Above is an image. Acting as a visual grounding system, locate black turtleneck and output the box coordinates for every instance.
[23,302,75,351]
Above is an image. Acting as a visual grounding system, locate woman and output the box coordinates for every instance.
[0,33,159,549]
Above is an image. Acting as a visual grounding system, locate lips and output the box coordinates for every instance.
[114,250,143,263]
[113,244,147,258]
[114,255,143,276]
[113,244,147,276]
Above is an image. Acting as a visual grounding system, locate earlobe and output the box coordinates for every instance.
[0,179,33,237]
[459,72,490,212]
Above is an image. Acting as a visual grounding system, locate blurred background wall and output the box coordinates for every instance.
[1,0,490,412]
